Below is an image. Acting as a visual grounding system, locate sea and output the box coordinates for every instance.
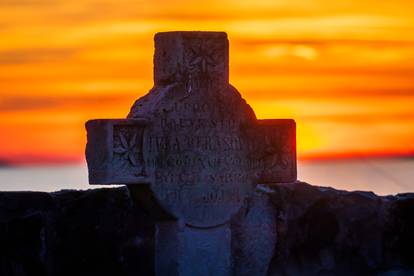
[0,158,413,196]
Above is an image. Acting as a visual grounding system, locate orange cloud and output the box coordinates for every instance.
[1,0,414,164]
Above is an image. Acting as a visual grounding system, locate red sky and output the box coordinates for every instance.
[1,0,414,164]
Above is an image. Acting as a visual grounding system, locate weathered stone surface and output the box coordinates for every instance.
[127,31,258,228]
[256,119,296,183]
[0,188,154,276]
[86,119,149,184]
[231,186,277,276]
[84,31,300,275]
[151,31,229,89]
[155,222,232,275]
[1,184,414,275]
[86,31,297,228]
[0,192,52,276]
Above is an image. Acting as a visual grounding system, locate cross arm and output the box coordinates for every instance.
[85,118,151,185]
[256,119,297,184]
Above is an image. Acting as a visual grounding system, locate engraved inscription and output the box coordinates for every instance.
[147,87,256,227]
[148,135,243,153]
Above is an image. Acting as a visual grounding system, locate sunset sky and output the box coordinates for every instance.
[1,0,414,164]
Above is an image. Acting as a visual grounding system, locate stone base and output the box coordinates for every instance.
[1,182,414,275]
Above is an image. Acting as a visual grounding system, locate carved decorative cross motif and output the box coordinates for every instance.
[86,119,149,184]
[189,43,217,73]
[85,31,296,276]
[114,131,139,166]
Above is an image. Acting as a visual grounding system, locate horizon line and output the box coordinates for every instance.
[1,151,413,167]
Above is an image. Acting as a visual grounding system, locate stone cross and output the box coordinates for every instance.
[85,31,296,275]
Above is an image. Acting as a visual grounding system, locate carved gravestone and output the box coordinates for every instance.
[86,31,296,275]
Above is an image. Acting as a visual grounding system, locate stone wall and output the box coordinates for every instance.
[1,182,413,275]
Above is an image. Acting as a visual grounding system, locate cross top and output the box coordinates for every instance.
[153,32,229,89]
